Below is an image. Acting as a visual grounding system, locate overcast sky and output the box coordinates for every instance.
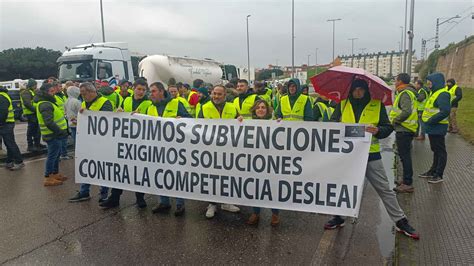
[0,0,472,67]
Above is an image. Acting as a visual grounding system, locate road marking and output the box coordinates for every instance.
[311,229,338,265]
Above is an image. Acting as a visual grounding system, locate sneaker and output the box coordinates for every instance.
[1,162,14,169]
[9,163,25,171]
[174,205,185,217]
[246,213,260,225]
[221,204,240,213]
[99,198,120,209]
[324,216,345,230]
[69,191,91,202]
[136,198,147,209]
[418,171,434,178]
[428,176,444,184]
[152,203,171,214]
[206,204,217,219]
[43,177,63,186]
[415,136,425,141]
[394,180,403,186]
[98,193,108,203]
[37,144,47,150]
[50,173,68,181]
[395,218,420,240]
[60,155,73,161]
[271,214,280,226]
[393,183,414,193]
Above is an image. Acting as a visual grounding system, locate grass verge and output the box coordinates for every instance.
[457,87,474,144]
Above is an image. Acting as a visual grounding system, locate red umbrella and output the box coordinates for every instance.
[310,66,393,105]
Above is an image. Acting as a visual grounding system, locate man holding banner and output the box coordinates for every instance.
[99,78,153,209]
[69,82,112,203]
[198,85,241,218]
[325,79,419,240]
[146,81,191,216]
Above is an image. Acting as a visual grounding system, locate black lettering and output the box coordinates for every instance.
[293,181,303,203]
[328,129,340,153]
[326,183,337,207]
[278,181,291,202]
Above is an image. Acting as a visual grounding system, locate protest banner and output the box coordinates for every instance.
[75,111,371,217]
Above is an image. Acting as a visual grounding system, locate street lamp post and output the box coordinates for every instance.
[315,48,318,67]
[291,0,295,78]
[100,0,106,42]
[407,0,415,76]
[348,37,358,67]
[403,0,408,72]
[307,54,311,67]
[435,15,461,49]
[399,26,403,72]
[327,18,342,63]
[246,15,251,81]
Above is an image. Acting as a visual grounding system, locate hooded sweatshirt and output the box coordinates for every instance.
[393,83,418,133]
[275,78,314,121]
[65,86,82,127]
[151,90,191,118]
[330,79,393,161]
[424,73,450,135]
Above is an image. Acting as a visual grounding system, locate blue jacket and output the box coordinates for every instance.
[424,73,450,135]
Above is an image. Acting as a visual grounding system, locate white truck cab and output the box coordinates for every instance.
[57,42,134,83]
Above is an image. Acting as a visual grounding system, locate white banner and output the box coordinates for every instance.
[75,111,371,217]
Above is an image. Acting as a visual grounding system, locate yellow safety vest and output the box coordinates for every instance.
[20,89,36,115]
[54,94,66,112]
[265,88,272,100]
[101,92,123,111]
[389,89,418,133]
[315,102,329,122]
[201,101,237,119]
[177,96,191,115]
[187,91,197,116]
[115,87,134,98]
[233,94,257,119]
[280,94,309,121]
[447,84,458,103]
[146,99,179,118]
[422,88,449,124]
[341,99,381,153]
[36,101,67,137]
[0,92,15,123]
[123,97,152,114]
[417,88,429,111]
[81,97,110,111]
[259,92,272,106]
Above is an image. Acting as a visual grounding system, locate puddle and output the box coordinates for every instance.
[375,135,396,259]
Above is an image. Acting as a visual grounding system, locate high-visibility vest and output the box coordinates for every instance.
[187,90,198,116]
[177,96,191,115]
[115,87,134,98]
[315,102,329,122]
[195,102,203,118]
[233,94,257,119]
[201,101,237,119]
[389,89,419,133]
[417,88,429,111]
[422,88,449,124]
[259,92,272,105]
[55,94,66,112]
[341,99,381,153]
[20,89,36,115]
[447,84,458,103]
[280,94,309,121]
[123,97,152,114]
[81,97,110,111]
[265,88,272,100]
[36,101,67,137]
[0,92,15,123]
[146,99,179,118]
[101,92,123,111]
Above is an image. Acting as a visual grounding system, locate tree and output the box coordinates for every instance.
[256,69,284,81]
[0,47,62,81]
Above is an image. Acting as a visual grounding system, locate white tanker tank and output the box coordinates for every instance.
[139,55,239,86]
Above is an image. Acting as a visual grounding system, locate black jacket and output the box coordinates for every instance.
[151,91,191,118]
[0,87,12,125]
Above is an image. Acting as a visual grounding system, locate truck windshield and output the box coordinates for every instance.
[58,60,95,82]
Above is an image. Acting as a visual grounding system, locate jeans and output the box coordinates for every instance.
[70,127,77,145]
[160,196,184,207]
[79,183,109,196]
[253,207,279,215]
[45,137,65,176]
[60,136,68,157]
[428,134,447,178]
[0,123,23,164]
[25,114,41,147]
[417,111,425,136]
[395,131,415,186]
[109,188,145,202]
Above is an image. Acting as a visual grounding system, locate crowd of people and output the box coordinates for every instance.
[0,71,463,240]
